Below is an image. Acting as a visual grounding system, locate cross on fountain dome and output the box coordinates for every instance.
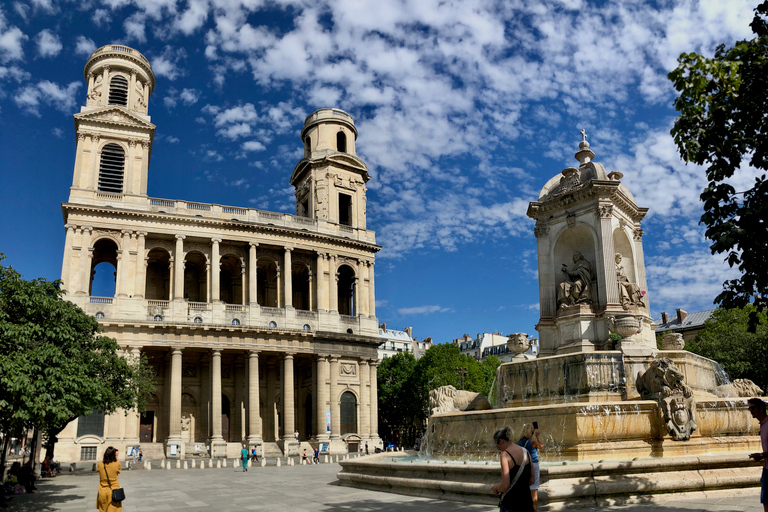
[575,128,594,164]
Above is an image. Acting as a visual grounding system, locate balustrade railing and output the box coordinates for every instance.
[186,202,211,211]
[150,198,175,207]
[90,297,113,304]
[147,300,169,308]
[261,307,282,315]
[223,206,247,215]
[225,304,247,312]
[188,302,210,311]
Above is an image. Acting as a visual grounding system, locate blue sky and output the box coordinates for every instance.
[0,0,763,344]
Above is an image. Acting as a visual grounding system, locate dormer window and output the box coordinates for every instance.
[98,144,125,194]
[108,76,129,106]
[336,131,347,153]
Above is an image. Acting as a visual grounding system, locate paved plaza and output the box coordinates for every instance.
[1,461,763,511]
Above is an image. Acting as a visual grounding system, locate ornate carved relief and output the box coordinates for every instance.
[340,363,356,376]
[599,205,613,218]
[182,364,197,378]
[636,358,697,441]
[533,225,550,238]
[633,228,644,240]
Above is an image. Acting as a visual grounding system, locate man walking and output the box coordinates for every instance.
[748,398,768,512]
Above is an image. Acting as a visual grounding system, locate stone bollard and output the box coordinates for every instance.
[183,461,188,470]
[261,458,266,467]
[69,463,76,472]
[191,459,196,468]
[216,460,221,469]
[166,462,171,470]
[160,460,165,469]
[301,459,305,465]
[324,455,329,464]
[200,461,205,470]
[208,460,213,468]
[176,460,180,469]
[92,463,98,472]
[247,458,252,467]
[146,461,151,470]
[276,458,281,467]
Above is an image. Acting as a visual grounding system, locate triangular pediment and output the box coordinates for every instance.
[75,106,155,130]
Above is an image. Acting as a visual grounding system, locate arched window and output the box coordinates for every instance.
[77,410,105,438]
[153,315,163,321]
[337,265,355,315]
[95,312,105,319]
[232,318,240,326]
[302,324,311,331]
[193,317,203,324]
[90,239,118,297]
[145,248,171,300]
[257,259,278,307]
[108,75,129,106]
[268,321,277,328]
[340,391,357,435]
[336,131,347,153]
[292,263,310,311]
[98,143,125,194]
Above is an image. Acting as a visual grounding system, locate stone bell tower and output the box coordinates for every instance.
[69,45,156,207]
[527,132,655,356]
[290,108,370,229]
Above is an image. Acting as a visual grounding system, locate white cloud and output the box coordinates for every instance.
[166,135,179,143]
[74,36,96,57]
[0,13,27,63]
[397,305,452,315]
[242,140,265,152]
[150,46,187,80]
[15,80,81,116]
[124,12,147,43]
[52,127,64,137]
[0,65,29,82]
[35,29,61,58]
[92,9,111,27]
[179,88,200,105]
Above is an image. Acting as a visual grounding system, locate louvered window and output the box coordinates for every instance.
[98,143,125,193]
[108,76,129,106]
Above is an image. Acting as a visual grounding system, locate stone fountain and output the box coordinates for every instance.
[338,134,763,508]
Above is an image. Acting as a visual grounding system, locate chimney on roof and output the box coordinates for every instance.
[404,326,413,338]
[379,322,386,330]
[661,312,668,324]
[676,309,687,324]
[424,337,432,344]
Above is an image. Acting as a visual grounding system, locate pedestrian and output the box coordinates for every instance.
[138,448,142,462]
[294,430,299,442]
[251,446,259,462]
[132,448,138,465]
[365,441,369,455]
[240,445,249,472]
[301,449,312,465]
[518,423,544,511]
[313,448,319,464]
[491,426,534,512]
[748,398,768,512]
[96,446,121,511]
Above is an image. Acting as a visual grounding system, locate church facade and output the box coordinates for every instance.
[55,45,382,461]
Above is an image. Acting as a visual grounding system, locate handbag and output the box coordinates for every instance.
[498,448,528,509]
[104,463,126,502]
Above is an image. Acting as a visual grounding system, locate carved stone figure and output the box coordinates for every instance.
[428,385,492,416]
[507,333,530,355]
[181,415,191,431]
[661,333,685,350]
[557,251,593,307]
[715,379,764,398]
[615,253,644,308]
[636,358,697,441]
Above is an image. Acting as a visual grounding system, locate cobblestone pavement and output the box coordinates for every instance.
[1,461,762,511]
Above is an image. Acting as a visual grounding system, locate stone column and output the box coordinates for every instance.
[598,205,619,305]
[283,247,293,308]
[369,362,379,437]
[367,261,376,318]
[128,70,136,111]
[168,348,183,447]
[117,230,132,297]
[359,359,370,437]
[249,243,258,304]
[134,232,146,298]
[174,235,185,300]
[356,260,365,316]
[633,228,650,310]
[329,255,338,313]
[169,256,175,300]
[308,271,314,311]
[248,351,262,444]
[125,347,142,442]
[316,355,330,441]
[241,262,247,305]
[276,265,282,307]
[316,253,327,311]
[100,66,109,108]
[211,238,221,302]
[89,134,100,190]
[60,224,75,293]
[329,356,340,439]
[210,350,224,449]
[282,353,295,440]
[353,276,361,317]
[78,227,93,295]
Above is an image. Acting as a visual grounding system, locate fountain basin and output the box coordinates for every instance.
[337,452,762,509]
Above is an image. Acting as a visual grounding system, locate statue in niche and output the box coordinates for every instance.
[180,415,191,431]
[636,358,697,441]
[615,253,644,308]
[557,251,593,308]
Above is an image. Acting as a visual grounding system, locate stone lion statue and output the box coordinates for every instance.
[507,333,530,355]
[636,358,696,441]
[428,385,492,416]
[661,333,685,350]
[715,379,764,398]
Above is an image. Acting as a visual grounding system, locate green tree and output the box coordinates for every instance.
[685,306,768,390]
[480,355,501,397]
[669,1,768,331]
[0,255,155,479]
[410,343,487,421]
[377,352,419,443]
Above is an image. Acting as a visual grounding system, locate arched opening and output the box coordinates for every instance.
[77,410,105,438]
[304,394,313,439]
[219,255,243,305]
[304,135,311,155]
[98,143,125,194]
[145,248,171,300]
[340,391,357,435]
[257,258,278,307]
[337,265,355,316]
[336,131,347,153]
[89,238,118,296]
[108,75,129,106]
[222,394,231,442]
[292,262,310,311]
[184,251,207,302]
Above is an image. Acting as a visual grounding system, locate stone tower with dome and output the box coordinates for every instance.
[56,44,382,462]
[527,132,655,356]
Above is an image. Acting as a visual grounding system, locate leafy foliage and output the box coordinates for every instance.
[669,1,768,331]
[0,255,155,461]
[685,306,768,390]
[377,353,419,433]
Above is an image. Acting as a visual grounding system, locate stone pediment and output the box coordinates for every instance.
[75,107,156,130]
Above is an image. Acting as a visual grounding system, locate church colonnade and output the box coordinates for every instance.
[61,226,376,317]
